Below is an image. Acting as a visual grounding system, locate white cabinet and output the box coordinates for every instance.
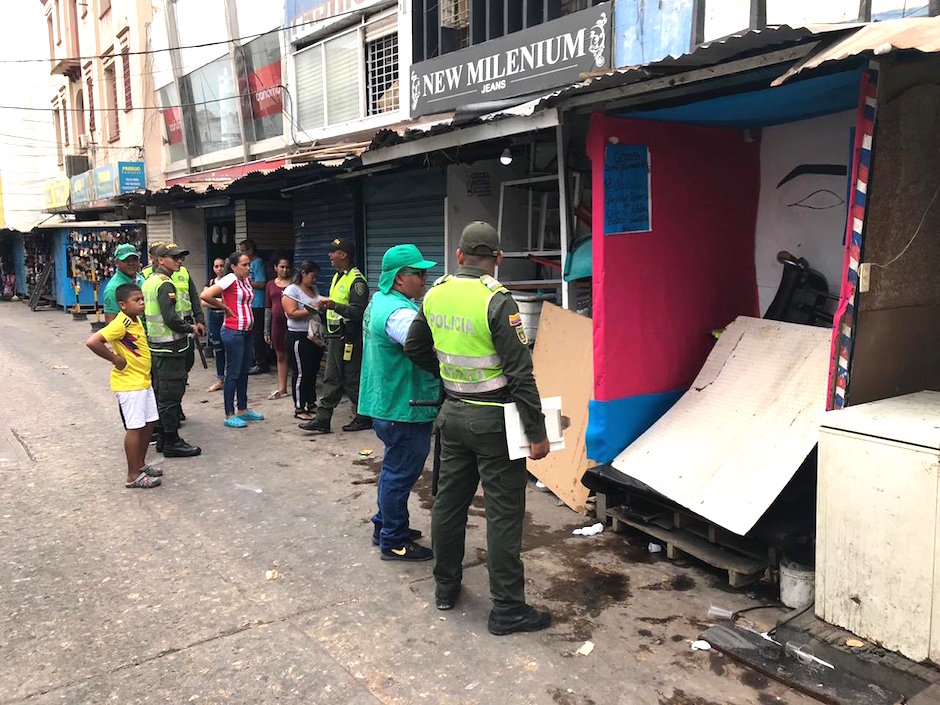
[817,391,940,661]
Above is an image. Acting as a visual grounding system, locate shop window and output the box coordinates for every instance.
[242,32,283,142]
[179,54,242,158]
[157,83,187,163]
[440,0,470,53]
[367,33,398,116]
[295,45,324,130]
[104,61,119,141]
[295,29,362,130]
[121,46,132,111]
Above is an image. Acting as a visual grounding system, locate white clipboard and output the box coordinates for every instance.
[504,396,565,460]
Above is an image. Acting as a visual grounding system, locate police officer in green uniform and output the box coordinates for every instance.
[140,241,164,279]
[404,221,552,636]
[142,244,202,458]
[299,238,373,433]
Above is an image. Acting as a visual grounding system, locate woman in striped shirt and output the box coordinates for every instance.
[200,251,266,428]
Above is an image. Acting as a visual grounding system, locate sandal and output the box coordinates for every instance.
[267,390,288,400]
[126,472,161,489]
[207,379,224,392]
[294,409,314,421]
[142,464,163,477]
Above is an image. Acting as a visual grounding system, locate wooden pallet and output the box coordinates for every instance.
[609,506,767,587]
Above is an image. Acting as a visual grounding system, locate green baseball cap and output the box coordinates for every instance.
[378,244,436,293]
[114,243,141,261]
[458,221,500,257]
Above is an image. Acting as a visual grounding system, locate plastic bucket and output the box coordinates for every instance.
[511,294,554,343]
[780,562,815,609]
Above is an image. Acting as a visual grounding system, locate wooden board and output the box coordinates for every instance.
[528,302,593,514]
[610,317,831,536]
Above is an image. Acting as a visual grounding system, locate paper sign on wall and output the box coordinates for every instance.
[604,144,652,234]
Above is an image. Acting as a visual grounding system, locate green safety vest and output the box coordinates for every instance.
[326,267,366,335]
[358,290,439,423]
[142,273,187,346]
[422,274,507,395]
[143,265,190,316]
[141,265,153,279]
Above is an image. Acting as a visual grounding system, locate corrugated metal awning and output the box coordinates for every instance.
[773,16,940,85]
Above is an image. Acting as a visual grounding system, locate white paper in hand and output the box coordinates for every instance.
[504,396,565,460]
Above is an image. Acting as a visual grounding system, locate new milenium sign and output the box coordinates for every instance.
[410,2,611,117]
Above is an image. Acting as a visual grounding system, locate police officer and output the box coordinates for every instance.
[404,221,551,636]
[299,238,372,433]
[140,241,165,279]
[142,244,202,458]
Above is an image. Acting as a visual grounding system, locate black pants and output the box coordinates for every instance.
[250,310,268,369]
[285,329,324,411]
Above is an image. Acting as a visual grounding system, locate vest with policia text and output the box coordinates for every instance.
[421,274,508,395]
[326,267,366,335]
[142,274,187,347]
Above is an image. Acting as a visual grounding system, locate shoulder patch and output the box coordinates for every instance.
[353,280,367,296]
[480,274,507,294]
[508,312,522,327]
[516,326,529,345]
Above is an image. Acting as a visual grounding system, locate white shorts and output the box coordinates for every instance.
[116,388,159,430]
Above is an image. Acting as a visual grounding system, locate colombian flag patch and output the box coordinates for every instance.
[508,313,522,327]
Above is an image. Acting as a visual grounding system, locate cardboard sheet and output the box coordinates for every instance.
[528,303,593,514]
[611,316,831,536]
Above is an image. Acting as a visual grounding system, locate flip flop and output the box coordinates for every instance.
[207,380,224,392]
[294,410,314,421]
[126,472,161,489]
[267,390,288,400]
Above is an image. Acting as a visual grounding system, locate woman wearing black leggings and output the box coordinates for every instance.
[281,262,325,420]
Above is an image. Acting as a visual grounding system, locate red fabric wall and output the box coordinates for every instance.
[589,113,761,401]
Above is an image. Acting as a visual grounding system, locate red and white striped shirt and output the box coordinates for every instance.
[218,273,255,331]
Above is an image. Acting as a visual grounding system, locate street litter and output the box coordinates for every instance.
[845,638,865,648]
[708,605,735,620]
[572,522,604,536]
[648,543,663,553]
[359,449,373,457]
[691,640,712,651]
[535,480,550,491]
[577,640,595,656]
[51,364,68,370]
[265,569,279,580]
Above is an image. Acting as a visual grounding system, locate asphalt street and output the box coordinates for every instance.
[0,302,812,705]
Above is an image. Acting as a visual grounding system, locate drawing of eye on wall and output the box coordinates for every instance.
[777,164,848,210]
[754,112,856,315]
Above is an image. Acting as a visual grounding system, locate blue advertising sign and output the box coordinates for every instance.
[117,162,146,193]
[70,172,92,204]
[94,163,118,200]
[604,144,652,234]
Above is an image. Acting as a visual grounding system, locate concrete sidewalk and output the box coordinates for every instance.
[0,302,810,705]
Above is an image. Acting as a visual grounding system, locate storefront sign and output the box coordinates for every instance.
[287,0,385,42]
[71,172,93,204]
[604,144,651,234]
[118,162,146,192]
[248,62,283,119]
[94,164,118,200]
[163,106,183,145]
[44,178,70,210]
[410,2,610,117]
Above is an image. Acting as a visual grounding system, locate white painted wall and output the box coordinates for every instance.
[754,110,855,313]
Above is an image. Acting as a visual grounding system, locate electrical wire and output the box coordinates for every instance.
[871,182,940,269]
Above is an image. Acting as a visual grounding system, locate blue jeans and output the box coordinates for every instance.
[372,419,433,550]
[207,309,225,380]
[220,327,252,416]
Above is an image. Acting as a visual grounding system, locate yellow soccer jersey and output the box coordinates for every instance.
[99,312,152,392]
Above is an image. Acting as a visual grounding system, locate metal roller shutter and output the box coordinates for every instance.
[146,212,171,249]
[364,199,445,291]
[293,183,356,294]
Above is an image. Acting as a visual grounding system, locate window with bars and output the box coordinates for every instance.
[121,46,132,111]
[366,33,398,116]
[440,0,470,51]
[104,61,119,141]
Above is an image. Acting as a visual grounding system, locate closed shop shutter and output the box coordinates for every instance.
[364,199,445,291]
[293,183,356,294]
[147,212,171,250]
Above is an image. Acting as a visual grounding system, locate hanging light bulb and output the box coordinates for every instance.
[500,148,513,166]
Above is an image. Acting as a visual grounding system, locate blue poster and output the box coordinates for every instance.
[117,162,146,193]
[604,144,651,234]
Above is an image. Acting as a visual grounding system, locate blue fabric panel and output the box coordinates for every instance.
[623,68,864,128]
[586,390,685,464]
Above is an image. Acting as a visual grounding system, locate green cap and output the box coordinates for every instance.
[378,244,436,294]
[114,243,141,261]
[458,221,500,257]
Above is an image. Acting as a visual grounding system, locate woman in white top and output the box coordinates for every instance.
[281,261,325,420]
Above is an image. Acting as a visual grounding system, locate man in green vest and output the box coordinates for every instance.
[299,238,372,433]
[142,244,202,458]
[359,244,438,561]
[102,243,144,323]
[404,221,551,635]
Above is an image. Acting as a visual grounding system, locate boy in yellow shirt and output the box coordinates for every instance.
[86,283,162,489]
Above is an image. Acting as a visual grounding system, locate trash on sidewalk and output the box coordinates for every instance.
[648,542,663,554]
[572,522,604,536]
[265,569,279,580]
[845,638,865,648]
[708,605,735,620]
[691,640,712,651]
[359,449,373,458]
[577,640,595,656]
